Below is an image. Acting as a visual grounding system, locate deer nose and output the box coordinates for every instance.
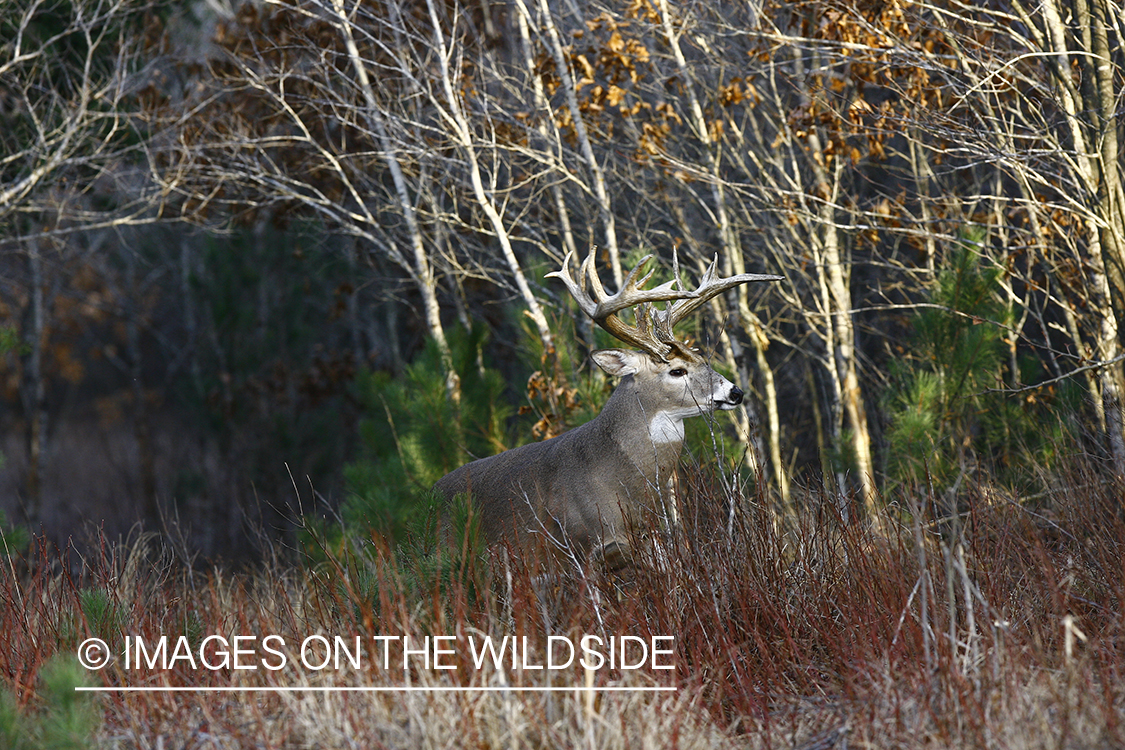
[729,386,744,405]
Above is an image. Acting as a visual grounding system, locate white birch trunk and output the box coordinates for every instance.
[425,0,554,355]
[330,0,458,399]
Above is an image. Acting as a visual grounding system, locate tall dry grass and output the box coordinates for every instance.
[1,457,1122,748]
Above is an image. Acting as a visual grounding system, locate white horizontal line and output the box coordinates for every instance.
[75,686,677,693]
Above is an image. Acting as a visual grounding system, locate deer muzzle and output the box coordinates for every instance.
[715,385,744,409]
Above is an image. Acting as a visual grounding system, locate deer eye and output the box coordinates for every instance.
[669,367,688,378]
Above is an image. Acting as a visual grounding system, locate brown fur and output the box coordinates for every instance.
[433,346,742,562]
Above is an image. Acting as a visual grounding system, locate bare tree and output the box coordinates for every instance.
[152,0,1125,510]
[879,0,1125,475]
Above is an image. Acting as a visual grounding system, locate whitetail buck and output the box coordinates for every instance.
[433,250,780,563]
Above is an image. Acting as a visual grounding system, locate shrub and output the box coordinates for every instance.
[341,326,512,543]
[884,238,1072,493]
[0,655,100,750]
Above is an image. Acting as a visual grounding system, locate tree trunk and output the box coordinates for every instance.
[1082,0,1125,474]
[656,0,787,500]
[426,0,554,355]
[823,212,876,512]
[124,244,158,521]
[22,235,47,525]
[1043,0,1125,474]
[330,0,458,401]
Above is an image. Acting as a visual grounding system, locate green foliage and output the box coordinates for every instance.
[178,609,205,651]
[0,325,27,356]
[54,588,126,657]
[885,238,1070,490]
[0,689,20,749]
[77,589,125,645]
[0,509,30,554]
[193,227,348,418]
[385,490,490,611]
[341,327,511,543]
[0,655,101,750]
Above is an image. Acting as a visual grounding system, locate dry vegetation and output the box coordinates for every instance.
[2,457,1123,749]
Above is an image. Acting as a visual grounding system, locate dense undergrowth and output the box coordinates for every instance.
[0,453,1121,749]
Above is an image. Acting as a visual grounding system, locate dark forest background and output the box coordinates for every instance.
[3,0,1125,560]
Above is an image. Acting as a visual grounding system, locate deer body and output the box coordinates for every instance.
[434,347,744,559]
[433,250,780,562]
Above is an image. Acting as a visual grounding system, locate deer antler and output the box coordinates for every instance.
[651,255,783,340]
[548,249,781,361]
[547,250,691,360]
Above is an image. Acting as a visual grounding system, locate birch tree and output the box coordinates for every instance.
[881,0,1125,476]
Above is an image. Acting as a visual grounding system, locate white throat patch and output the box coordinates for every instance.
[648,412,686,444]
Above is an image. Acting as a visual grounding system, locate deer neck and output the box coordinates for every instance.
[647,411,686,445]
[599,375,684,473]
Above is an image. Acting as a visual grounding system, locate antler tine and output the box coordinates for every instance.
[577,251,607,305]
[590,254,692,319]
[549,249,780,360]
[654,255,783,332]
[545,251,599,319]
[548,249,698,361]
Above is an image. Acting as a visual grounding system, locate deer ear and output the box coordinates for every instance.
[591,349,643,377]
